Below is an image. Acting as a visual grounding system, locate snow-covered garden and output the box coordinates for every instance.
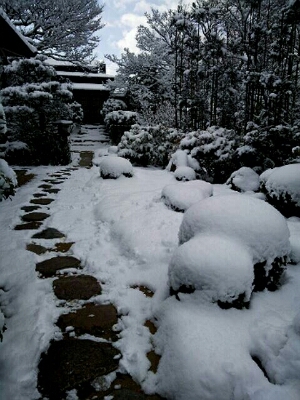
[1,131,300,399]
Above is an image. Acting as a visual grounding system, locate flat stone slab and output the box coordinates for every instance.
[22,212,50,222]
[32,227,64,239]
[54,242,74,253]
[79,151,94,168]
[38,339,119,399]
[21,205,41,212]
[36,256,81,278]
[43,188,60,194]
[14,221,43,230]
[57,303,118,340]
[27,243,48,255]
[33,193,47,198]
[38,184,52,189]
[30,198,54,205]
[53,275,101,300]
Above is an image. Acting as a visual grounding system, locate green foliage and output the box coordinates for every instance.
[1,57,83,165]
[118,124,184,167]
[104,111,138,144]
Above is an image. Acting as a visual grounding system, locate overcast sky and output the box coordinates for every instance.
[95,0,190,75]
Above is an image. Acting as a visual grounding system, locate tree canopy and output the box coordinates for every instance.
[0,0,104,62]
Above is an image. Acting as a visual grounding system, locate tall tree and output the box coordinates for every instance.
[0,0,104,62]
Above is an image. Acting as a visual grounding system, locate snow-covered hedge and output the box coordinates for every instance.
[179,126,238,183]
[101,98,127,118]
[169,194,290,308]
[162,180,212,212]
[0,158,17,201]
[118,124,184,167]
[99,155,133,179]
[104,110,138,144]
[226,167,260,192]
[260,164,300,217]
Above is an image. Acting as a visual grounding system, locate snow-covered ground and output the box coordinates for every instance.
[1,126,300,399]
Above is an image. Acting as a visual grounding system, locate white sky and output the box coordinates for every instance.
[95,0,190,75]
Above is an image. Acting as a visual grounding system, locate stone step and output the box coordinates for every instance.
[22,212,50,222]
[53,275,101,300]
[36,256,81,278]
[14,221,43,230]
[30,198,55,205]
[32,227,64,239]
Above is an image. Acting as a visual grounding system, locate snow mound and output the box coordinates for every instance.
[0,158,17,201]
[162,180,212,212]
[169,234,254,305]
[287,217,300,263]
[174,166,196,181]
[179,194,290,265]
[261,164,300,217]
[99,156,133,179]
[226,167,260,192]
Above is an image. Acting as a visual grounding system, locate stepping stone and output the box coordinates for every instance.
[32,227,64,239]
[147,351,161,373]
[27,243,48,255]
[36,256,81,278]
[38,339,119,399]
[14,221,43,230]
[56,303,118,340]
[144,320,157,335]
[38,184,52,189]
[22,212,50,222]
[131,285,154,298]
[53,275,101,300]
[54,242,74,252]
[79,151,94,168]
[21,205,41,212]
[33,193,47,198]
[43,188,60,194]
[30,198,54,205]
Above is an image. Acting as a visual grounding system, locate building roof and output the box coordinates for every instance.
[71,83,111,91]
[0,8,37,58]
[57,70,115,80]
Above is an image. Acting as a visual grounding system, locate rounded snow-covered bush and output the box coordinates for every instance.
[260,164,300,217]
[169,234,254,308]
[104,110,138,144]
[101,98,127,118]
[226,167,260,192]
[174,166,196,181]
[0,158,17,201]
[162,180,212,212]
[179,194,290,293]
[99,156,133,179]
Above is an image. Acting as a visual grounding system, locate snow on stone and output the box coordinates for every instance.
[174,166,196,181]
[168,234,254,303]
[179,194,290,264]
[161,180,212,212]
[99,156,133,179]
[262,164,300,206]
[226,167,260,192]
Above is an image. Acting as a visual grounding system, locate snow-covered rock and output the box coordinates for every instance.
[99,156,133,179]
[162,180,212,212]
[261,164,300,217]
[174,166,196,181]
[169,234,254,307]
[226,167,260,192]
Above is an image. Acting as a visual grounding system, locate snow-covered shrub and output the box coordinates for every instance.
[0,158,17,201]
[101,98,127,118]
[1,56,83,165]
[260,164,300,217]
[162,180,212,212]
[240,123,299,169]
[118,124,183,167]
[180,126,239,183]
[175,194,290,306]
[226,167,260,192]
[169,234,254,308]
[174,166,196,181]
[99,156,133,179]
[104,110,138,144]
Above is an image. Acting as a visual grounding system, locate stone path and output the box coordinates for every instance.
[12,125,163,400]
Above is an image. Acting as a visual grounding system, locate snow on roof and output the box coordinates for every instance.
[57,70,115,79]
[71,83,110,91]
[0,8,37,57]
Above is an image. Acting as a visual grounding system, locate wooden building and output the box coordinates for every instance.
[47,59,115,123]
